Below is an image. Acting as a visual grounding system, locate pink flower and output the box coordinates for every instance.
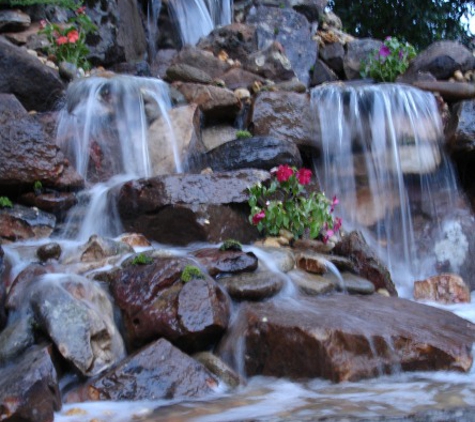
[56,35,68,45]
[252,210,266,225]
[334,217,342,231]
[379,44,391,58]
[296,168,312,185]
[76,6,86,14]
[67,29,79,43]
[276,165,294,183]
[330,195,339,213]
[39,19,47,29]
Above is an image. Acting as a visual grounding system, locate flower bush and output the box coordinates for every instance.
[360,37,417,82]
[40,3,96,70]
[248,165,341,242]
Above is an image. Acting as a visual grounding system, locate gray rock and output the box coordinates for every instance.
[193,351,243,388]
[166,63,213,84]
[36,242,62,262]
[288,268,336,295]
[319,41,345,76]
[344,38,382,80]
[0,9,31,32]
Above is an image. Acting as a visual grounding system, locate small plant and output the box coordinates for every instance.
[236,130,252,139]
[360,36,417,82]
[33,180,43,194]
[219,239,243,252]
[0,197,13,209]
[248,165,342,242]
[39,2,97,70]
[181,265,205,282]
[131,253,153,265]
[274,27,279,36]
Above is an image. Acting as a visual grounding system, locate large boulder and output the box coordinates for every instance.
[171,45,231,79]
[67,338,218,402]
[251,0,327,22]
[117,170,269,245]
[343,38,382,80]
[218,295,475,382]
[0,344,61,422]
[0,38,64,111]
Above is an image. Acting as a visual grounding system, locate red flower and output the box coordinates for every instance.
[39,19,47,29]
[296,168,312,185]
[56,35,68,45]
[276,165,294,183]
[67,29,79,43]
[76,6,86,14]
[252,210,266,225]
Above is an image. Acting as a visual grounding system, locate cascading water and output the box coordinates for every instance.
[167,0,233,46]
[56,75,178,240]
[146,0,162,62]
[311,83,469,294]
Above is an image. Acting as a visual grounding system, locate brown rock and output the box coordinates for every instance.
[414,273,471,304]
[218,295,475,382]
[36,242,62,262]
[220,67,267,91]
[166,63,213,84]
[194,247,258,277]
[0,9,31,32]
[172,45,231,79]
[68,338,218,402]
[413,80,475,102]
[18,191,78,218]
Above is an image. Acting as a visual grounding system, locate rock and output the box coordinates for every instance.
[218,267,285,301]
[339,272,376,295]
[29,274,126,376]
[18,191,78,218]
[67,234,133,264]
[414,273,471,304]
[319,42,345,76]
[206,136,303,172]
[4,22,42,46]
[247,6,317,86]
[172,45,231,79]
[193,351,243,388]
[58,61,80,81]
[0,317,35,363]
[0,37,64,111]
[413,80,475,102]
[251,91,314,148]
[148,103,202,174]
[218,295,475,382]
[174,82,242,121]
[0,246,5,331]
[166,63,213,84]
[117,232,151,248]
[68,338,218,402]
[0,92,27,122]
[310,59,339,86]
[36,242,62,262]
[0,112,84,193]
[401,41,475,81]
[343,38,382,80]
[0,204,56,242]
[448,99,475,157]
[333,231,397,296]
[117,170,269,245]
[109,256,230,351]
[197,23,257,64]
[288,268,336,295]
[220,67,267,91]
[6,263,49,310]
[193,248,258,277]
[252,0,327,22]
[253,246,296,272]
[272,78,308,93]
[202,124,238,151]
[0,344,61,422]
[0,9,31,32]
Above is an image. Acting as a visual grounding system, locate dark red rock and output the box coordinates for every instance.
[220,67,267,91]
[218,295,475,382]
[0,344,61,422]
[333,231,397,296]
[6,263,49,310]
[0,205,56,242]
[193,247,258,277]
[67,338,218,402]
[18,191,78,218]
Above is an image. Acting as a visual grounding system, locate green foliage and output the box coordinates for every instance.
[4,0,77,7]
[0,197,13,208]
[329,0,472,49]
[33,180,43,193]
[181,265,205,282]
[248,165,342,241]
[219,239,243,251]
[131,253,153,265]
[39,2,97,70]
[360,37,417,82]
[236,130,252,139]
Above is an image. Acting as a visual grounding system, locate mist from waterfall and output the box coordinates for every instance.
[311,83,463,292]
[168,0,233,46]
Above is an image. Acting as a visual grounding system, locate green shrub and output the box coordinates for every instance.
[131,253,153,265]
[219,239,243,251]
[181,265,205,282]
[236,130,252,139]
[0,197,13,208]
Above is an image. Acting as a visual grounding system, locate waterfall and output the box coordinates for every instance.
[311,83,465,292]
[56,75,177,240]
[168,0,233,46]
[146,0,162,62]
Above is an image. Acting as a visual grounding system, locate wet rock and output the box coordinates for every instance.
[193,247,258,277]
[36,242,62,262]
[0,112,84,193]
[202,124,238,151]
[339,272,376,295]
[319,42,345,76]
[172,45,231,79]
[251,91,314,148]
[0,204,56,242]
[6,263,49,310]
[0,92,27,122]
[414,273,471,304]
[295,252,327,275]
[58,61,80,81]
[0,9,31,32]
[0,37,64,111]
[206,136,303,172]
[30,274,126,376]
[0,246,5,331]
[0,344,61,422]
[401,41,475,81]
[18,191,78,218]
[294,250,354,274]
[272,78,308,93]
[73,235,133,264]
[117,232,151,248]
[413,80,475,102]
[117,170,269,245]
[253,0,327,22]
[218,295,475,382]
[109,256,230,351]
[193,351,243,388]
[309,59,339,86]
[344,38,382,80]
[166,63,213,84]
[247,6,317,86]
[218,268,285,301]
[68,338,218,402]
[288,268,336,296]
[220,67,267,91]
[0,317,35,363]
[254,247,296,272]
[333,231,397,296]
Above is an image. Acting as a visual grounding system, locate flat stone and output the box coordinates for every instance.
[193,351,243,388]
[288,268,336,296]
[338,272,376,295]
[414,273,471,304]
[193,248,258,277]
